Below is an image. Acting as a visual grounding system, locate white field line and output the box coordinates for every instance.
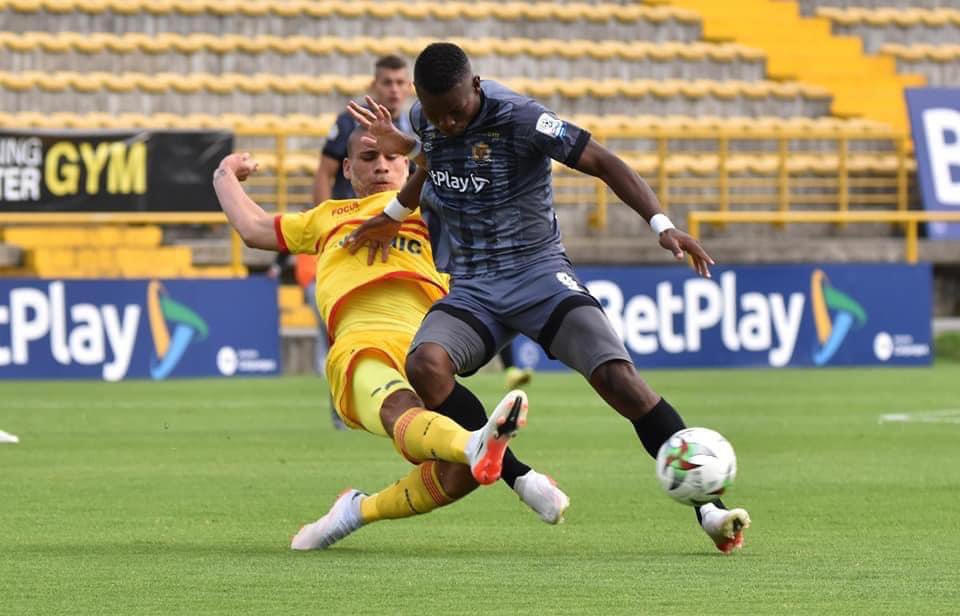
[878,409,960,425]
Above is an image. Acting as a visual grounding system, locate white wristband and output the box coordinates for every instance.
[406,138,422,159]
[383,197,415,222]
[649,213,675,235]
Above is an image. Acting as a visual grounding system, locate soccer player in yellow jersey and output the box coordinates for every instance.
[212,128,569,550]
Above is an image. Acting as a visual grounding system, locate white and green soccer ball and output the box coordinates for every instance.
[655,427,737,506]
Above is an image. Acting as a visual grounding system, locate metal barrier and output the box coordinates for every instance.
[0,212,245,275]
[232,126,912,232]
[581,128,911,230]
[686,210,960,264]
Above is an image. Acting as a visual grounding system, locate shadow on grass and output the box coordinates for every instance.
[8,540,744,560]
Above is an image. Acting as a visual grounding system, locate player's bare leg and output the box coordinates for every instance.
[589,359,751,552]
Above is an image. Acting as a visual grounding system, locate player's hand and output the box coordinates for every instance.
[347,96,412,156]
[218,152,259,182]
[344,213,401,265]
[659,228,715,278]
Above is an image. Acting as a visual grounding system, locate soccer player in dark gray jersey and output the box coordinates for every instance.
[410,79,581,276]
[347,43,751,553]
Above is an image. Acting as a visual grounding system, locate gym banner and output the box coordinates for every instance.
[514,264,932,370]
[906,88,960,240]
[0,278,280,380]
[0,129,232,211]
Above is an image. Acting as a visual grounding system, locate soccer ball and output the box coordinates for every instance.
[655,427,737,506]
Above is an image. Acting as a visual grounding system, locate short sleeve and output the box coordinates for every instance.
[275,207,326,255]
[409,102,424,138]
[321,112,354,161]
[517,101,591,167]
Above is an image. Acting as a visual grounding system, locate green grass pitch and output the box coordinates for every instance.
[3,366,960,615]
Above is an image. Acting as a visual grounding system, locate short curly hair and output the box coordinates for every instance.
[414,43,472,95]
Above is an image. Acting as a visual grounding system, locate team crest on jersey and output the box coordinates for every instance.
[472,142,491,162]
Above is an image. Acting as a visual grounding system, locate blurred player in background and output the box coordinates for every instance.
[499,345,533,391]
[347,43,751,553]
[213,129,569,550]
[313,55,414,203]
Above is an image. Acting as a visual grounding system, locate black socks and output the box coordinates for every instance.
[630,397,686,459]
[632,398,727,520]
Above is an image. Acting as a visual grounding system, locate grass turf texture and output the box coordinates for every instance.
[3,367,959,615]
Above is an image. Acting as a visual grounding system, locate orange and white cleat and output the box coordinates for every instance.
[700,504,751,554]
[290,489,365,551]
[466,390,528,485]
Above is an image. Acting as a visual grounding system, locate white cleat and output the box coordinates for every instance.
[700,504,751,554]
[466,390,528,486]
[291,489,365,551]
[513,470,570,525]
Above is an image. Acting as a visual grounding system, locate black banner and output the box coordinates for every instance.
[0,130,233,212]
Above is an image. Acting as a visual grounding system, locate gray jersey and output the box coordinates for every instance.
[412,80,591,277]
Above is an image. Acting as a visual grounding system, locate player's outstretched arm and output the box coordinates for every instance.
[347,95,418,157]
[344,166,429,265]
[573,140,715,278]
[212,152,279,251]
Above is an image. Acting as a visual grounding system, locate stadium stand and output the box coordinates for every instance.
[653,0,925,132]
[0,0,953,327]
[0,70,833,117]
[0,33,768,82]
[807,6,960,87]
[0,225,246,278]
[879,44,960,87]
[0,1,704,40]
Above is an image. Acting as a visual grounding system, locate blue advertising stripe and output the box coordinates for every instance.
[0,278,281,381]
[812,310,854,367]
[149,324,196,380]
[905,87,960,240]
[512,264,932,371]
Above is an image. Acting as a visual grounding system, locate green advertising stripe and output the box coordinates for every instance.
[159,296,209,340]
[823,285,867,324]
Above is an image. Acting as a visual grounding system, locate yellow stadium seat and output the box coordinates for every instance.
[281,305,317,329]
[278,284,305,310]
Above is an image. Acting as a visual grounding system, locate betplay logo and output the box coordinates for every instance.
[589,272,805,367]
[0,281,139,381]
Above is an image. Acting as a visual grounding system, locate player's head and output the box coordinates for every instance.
[413,42,482,137]
[343,126,409,198]
[370,55,411,116]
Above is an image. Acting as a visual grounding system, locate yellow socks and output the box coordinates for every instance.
[359,461,453,523]
[360,409,473,524]
[391,408,471,464]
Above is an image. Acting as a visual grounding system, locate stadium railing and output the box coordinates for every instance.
[0,119,911,232]
[571,127,911,230]
[686,211,960,264]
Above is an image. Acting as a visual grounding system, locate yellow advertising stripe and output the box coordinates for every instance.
[147,280,170,358]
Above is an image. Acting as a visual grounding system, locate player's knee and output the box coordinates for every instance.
[405,345,454,406]
[434,462,478,500]
[590,360,659,408]
[379,388,423,436]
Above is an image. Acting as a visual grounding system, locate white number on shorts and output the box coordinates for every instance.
[556,272,583,292]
